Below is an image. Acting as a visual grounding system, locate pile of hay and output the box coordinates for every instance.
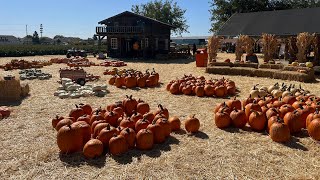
[0,76,29,102]
[206,66,315,82]
[258,64,284,69]
[209,62,232,67]
[232,63,258,68]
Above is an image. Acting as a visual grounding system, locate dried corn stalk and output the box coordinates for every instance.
[262,33,278,62]
[296,32,313,63]
[235,35,246,60]
[242,36,255,55]
[313,33,320,61]
[207,36,220,63]
[288,36,298,62]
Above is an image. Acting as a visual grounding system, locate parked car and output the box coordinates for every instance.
[66,49,87,58]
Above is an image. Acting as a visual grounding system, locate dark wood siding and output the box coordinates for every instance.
[97,12,172,58]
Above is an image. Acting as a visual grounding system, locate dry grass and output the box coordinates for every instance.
[1,53,320,179]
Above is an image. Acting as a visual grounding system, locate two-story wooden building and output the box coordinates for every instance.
[95,11,174,58]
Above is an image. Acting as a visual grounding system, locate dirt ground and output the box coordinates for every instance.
[0,53,320,179]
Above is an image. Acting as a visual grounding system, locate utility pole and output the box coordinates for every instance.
[40,24,43,38]
[26,24,28,36]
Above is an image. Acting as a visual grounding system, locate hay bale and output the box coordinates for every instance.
[205,66,231,75]
[258,64,284,69]
[273,71,315,82]
[0,76,22,102]
[253,69,276,78]
[206,66,255,77]
[209,62,232,67]
[232,63,258,68]
[283,66,311,71]
[21,83,30,97]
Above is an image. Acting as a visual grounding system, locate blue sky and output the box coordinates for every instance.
[0,0,212,39]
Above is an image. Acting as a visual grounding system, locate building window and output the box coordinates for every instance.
[145,38,148,48]
[111,38,118,49]
[155,38,158,50]
[164,39,169,50]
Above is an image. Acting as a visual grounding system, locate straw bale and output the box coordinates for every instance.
[283,66,311,72]
[273,70,315,82]
[206,66,255,76]
[253,69,275,78]
[0,76,22,102]
[20,83,30,97]
[209,62,232,67]
[232,63,258,68]
[258,64,284,69]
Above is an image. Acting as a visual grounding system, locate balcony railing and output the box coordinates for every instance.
[96,26,143,34]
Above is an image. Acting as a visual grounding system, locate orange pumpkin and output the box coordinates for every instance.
[269,117,291,143]
[283,110,303,133]
[52,115,64,128]
[120,127,136,148]
[184,115,200,133]
[97,124,117,148]
[83,139,104,158]
[135,118,150,133]
[147,121,166,144]
[136,129,154,150]
[307,118,320,141]
[168,116,181,131]
[248,110,267,131]
[69,105,85,121]
[226,97,242,110]
[57,124,83,154]
[230,108,246,128]
[109,134,128,156]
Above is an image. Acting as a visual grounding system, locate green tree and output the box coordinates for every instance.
[209,0,320,33]
[32,31,40,44]
[131,0,189,35]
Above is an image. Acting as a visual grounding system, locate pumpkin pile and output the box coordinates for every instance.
[0,106,11,119]
[50,57,92,65]
[100,60,127,67]
[103,68,127,75]
[166,75,236,97]
[249,83,312,98]
[108,69,159,88]
[0,59,51,71]
[52,95,200,158]
[214,95,320,142]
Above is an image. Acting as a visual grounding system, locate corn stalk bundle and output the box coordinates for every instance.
[296,32,313,63]
[235,35,246,60]
[287,36,298,62]
[262,33,278,62]
[207,36,220,63]
[312,33,320,61]
[242,36,255,55]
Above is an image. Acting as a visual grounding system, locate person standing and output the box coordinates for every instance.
[192,43,197,55]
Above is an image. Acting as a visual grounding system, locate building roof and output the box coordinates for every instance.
[98,11,175,28]
[216,7,320,37]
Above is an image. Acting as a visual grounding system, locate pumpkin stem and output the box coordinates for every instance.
[125,127,130,133]
[55,115,59,119]
[158,104,164,110]
[75,104,78,108]
[233,107,238,112]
